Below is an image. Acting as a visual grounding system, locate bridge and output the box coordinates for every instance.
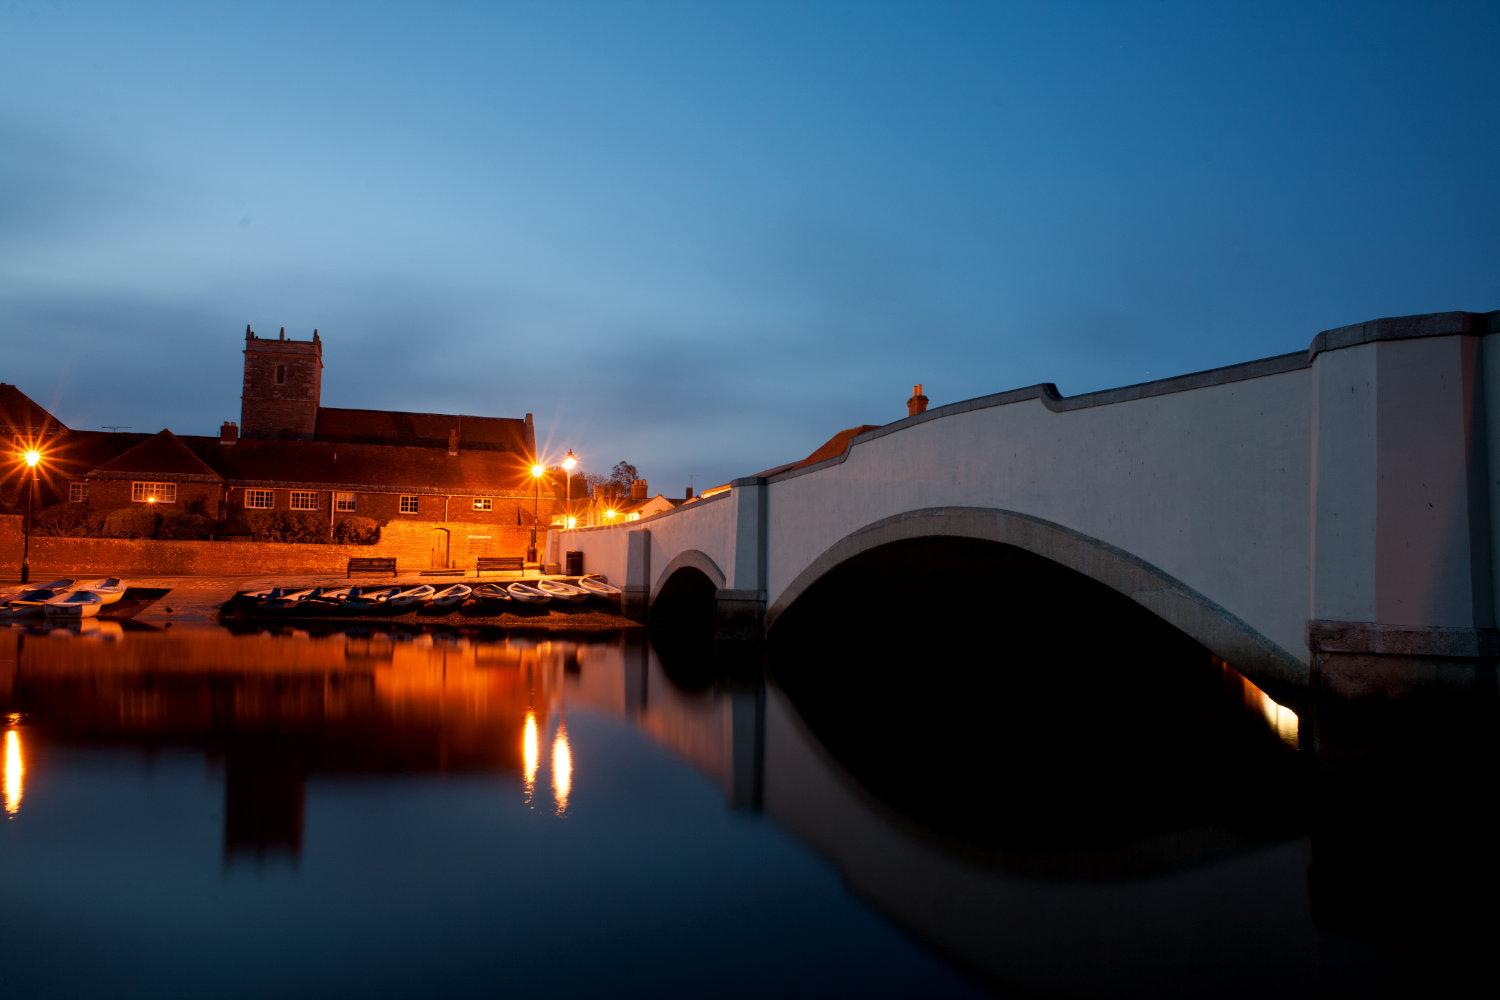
[554,310,1500,696]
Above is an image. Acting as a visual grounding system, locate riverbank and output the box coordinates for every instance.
[1,571,642,631]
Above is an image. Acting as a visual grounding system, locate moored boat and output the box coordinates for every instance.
[430,584,472,608]
[389,584,436,608]
[43,590,105,618]
[506,582,551,605]
[576,576,622,602]
[73,578,127,605]
[2,579,80,616]
[471,583,513,608]
[536,580,588,603]
[258,587,322,613]
[341,585,402,613]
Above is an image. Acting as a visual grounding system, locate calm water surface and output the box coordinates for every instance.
[0,617,1491,998]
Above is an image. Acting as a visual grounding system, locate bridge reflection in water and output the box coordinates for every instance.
[0,614,1493,997]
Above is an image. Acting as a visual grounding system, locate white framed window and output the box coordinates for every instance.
[473,497,493,511]
[335,492,357,512]
[290,490,318,511]
[69,482,88,503]
[132,481,177,504]
[399,495,420,514]
[244,489,274,509]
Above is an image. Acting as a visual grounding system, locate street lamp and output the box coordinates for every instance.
[562,449,577,530]
[20,449,40,584]
[528,462,545,564]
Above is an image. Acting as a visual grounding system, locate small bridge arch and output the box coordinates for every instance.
[766,506,1306,692]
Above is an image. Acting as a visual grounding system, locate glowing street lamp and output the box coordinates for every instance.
[562,449,576,530]
[528,463,545,564]
[19,449,41,585]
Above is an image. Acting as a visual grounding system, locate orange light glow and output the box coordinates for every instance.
[23,450,41,468]
[604,509,616,520]
[523,710,539,803]
[530,464,545,479]
[552,726,572,816]
[562,450,577,472]
[565,517,577,530]
[147,496,158,504]
[4,728,22,817]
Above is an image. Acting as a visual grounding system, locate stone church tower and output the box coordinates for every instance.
[240,325,323,440]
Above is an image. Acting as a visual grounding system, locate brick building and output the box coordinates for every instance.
[2,327,561,565]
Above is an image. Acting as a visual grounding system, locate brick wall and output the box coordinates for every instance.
[0,513,537,578]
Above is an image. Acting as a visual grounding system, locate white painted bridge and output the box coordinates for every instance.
[554,310,1500,693]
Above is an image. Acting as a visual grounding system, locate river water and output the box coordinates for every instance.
[0,618,1493,998]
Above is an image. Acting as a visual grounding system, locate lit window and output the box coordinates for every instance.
[335,492,357,512]
[473,497,493,511]
[627,512,640,521]
[399,495,420,514]
[290,491,318,511]
[131,482,177,504]
[69,483,88,503]
[244,489,274,509]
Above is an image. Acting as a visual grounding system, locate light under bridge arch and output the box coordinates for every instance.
[765,506,1308,693]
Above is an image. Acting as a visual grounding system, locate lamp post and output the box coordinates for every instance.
[562,449,577,530]
[528,463,545,564]
[20,449,40,585]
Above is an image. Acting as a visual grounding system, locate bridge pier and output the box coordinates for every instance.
[1308,314,1499,714]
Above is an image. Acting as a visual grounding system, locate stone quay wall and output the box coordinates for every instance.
[0,514,532,578]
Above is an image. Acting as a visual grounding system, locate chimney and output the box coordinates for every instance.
[220,421,238,445]
[631,479,647,500]
[684,486,694,500]
[448,428,459,456]
[907,383,929,417]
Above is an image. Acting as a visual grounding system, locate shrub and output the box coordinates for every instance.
[333,516,379,545]
[241,509,329,543]
[157,512,216,541]
[102,505,160,539]
[34,503,92,537]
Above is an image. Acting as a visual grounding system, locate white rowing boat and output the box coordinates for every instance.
[506,582,551,605]
[536,580,588,603]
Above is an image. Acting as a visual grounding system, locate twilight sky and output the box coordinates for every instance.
[3,1,1497,494]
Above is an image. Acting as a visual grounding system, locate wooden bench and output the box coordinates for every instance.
[476,556,525,576]
[347,557,397,577]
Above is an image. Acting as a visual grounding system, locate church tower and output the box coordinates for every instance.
[240,325,323,440]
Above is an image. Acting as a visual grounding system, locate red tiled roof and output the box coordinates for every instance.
[315,407,531,453]
[89,429,225,482]
[0,383,69,437]
[182,437,540,495]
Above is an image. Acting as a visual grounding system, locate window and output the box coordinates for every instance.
[69,483,88,503]
[335,492,357,512]
[275,364,286,385]
[399,495,420,514]
[131,482,177,504]
[290,491,318,511]
[244,489,274,509]
[473,497,493,511]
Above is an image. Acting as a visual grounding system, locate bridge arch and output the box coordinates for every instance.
[648,548,728,625]
[766,506,1306,692]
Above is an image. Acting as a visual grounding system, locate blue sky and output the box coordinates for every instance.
[3,1,1496,493]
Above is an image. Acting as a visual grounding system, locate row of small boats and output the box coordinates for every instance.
[238,576,622,615]
[0,577,128,618]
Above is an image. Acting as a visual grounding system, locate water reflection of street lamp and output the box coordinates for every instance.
[20,449,40,584]
[528,463,545,564]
